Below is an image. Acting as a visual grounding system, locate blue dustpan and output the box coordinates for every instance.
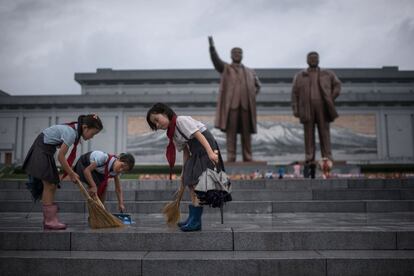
[112,212,133,224]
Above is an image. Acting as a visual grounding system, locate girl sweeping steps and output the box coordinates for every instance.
[74,151,135,212]
[23,114,103,230]
[147,103,231,232]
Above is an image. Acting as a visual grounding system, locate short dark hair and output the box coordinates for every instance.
[146,103,176,131]
[118,153,135,171]
[307,51,319,58]
[231,47,243,53]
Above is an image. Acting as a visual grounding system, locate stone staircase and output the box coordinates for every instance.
[1,178,414,275]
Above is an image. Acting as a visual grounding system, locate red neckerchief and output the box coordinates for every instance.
[97,154,115,197]
[62,122,80,180]
[166,115,177,180]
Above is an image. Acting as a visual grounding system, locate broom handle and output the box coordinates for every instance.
[75,180,106,209]
[75,179,92,200]
[94,196,106,209]
[175,178,185,203]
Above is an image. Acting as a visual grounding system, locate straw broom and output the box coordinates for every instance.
[75,180,124,229]
[162,179,186,226]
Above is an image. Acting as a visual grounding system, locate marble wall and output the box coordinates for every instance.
[0,107,413,165]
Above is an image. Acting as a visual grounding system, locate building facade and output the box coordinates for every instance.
[1,66,413,165]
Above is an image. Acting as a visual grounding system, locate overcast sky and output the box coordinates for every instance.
[1,0,413,95]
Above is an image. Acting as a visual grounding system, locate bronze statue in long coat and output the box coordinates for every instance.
[291,51,341,175]
[208,36,261,162]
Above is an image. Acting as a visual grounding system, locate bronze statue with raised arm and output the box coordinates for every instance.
[291,51,341,177]
[208,36,261,162]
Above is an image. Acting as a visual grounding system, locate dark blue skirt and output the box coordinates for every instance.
[74,152,106,188]
[22,133,59,184]
[182,129,225,187]
[22,133,59,201]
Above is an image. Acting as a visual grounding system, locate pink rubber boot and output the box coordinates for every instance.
[42,203,67,230]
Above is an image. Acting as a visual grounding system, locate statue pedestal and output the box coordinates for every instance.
[224,160,268,175]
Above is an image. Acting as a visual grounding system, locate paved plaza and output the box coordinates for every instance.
[1,178,414,275]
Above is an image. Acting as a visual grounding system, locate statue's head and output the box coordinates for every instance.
[307,51,319,68]
[231,47,243,64]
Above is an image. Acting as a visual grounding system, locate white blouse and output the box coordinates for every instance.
[89,150,117,176]
[174,116,207,151]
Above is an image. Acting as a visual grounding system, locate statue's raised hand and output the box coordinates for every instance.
[208,36,214,47]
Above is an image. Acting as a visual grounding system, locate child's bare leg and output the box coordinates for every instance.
[41,180,66,229]
[188,186,200,206]
[41,181,56,205]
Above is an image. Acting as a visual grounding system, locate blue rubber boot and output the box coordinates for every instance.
[180,205,203,232]
[177,205,192,227]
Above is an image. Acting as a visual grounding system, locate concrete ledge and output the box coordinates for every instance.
[143,251,324,276]
[1,188,412,202]
[397,232,414,249]
[107,201,273,214]
[312,189,402,200]
[0,232,70,250]
[232,190,312,201]
[401,190,414,199]
[71,230,233,251]
[134,190,312,201]
[1,178,413,191]
[347,179,414,189]
[3,200,414,213]
[321,250,414,276]
[273,201,366,212]
[2,229,408,251]
[0,201,86,213]
[265,179,349,190]
[234,231,396,250]
[2,250,413,276]
[367,200,414,212]
[0,251,144,276]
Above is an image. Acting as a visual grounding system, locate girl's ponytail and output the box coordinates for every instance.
[76,115,85,142]
[79,114,103,132]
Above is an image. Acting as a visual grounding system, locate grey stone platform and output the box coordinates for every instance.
[1,212,414,275]
[1,178,414,275]
[1,178,414,213]
[2,250,414,276]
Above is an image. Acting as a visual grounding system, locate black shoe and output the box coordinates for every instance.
[310,164,316,179]
[303,164,310,178]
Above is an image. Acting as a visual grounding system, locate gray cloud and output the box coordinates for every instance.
[1,0,413,95]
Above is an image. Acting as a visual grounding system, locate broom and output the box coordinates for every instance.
[75,180,124,229]
[162,179,186,226]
